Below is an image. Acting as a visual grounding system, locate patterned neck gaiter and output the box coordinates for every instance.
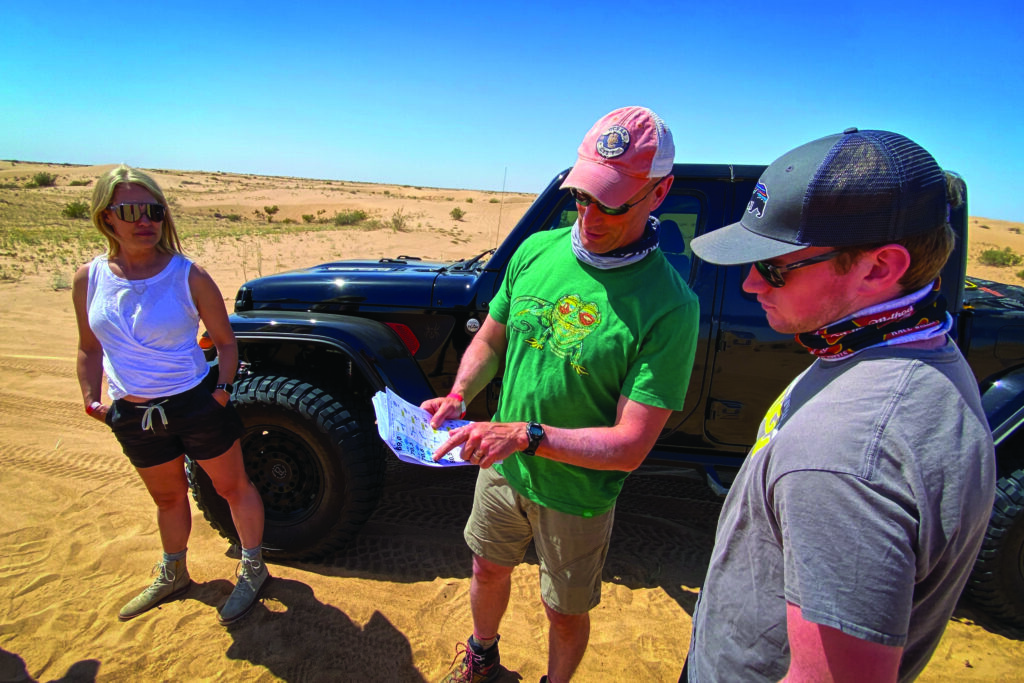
[571,216,661,270]
[796,280,952,360]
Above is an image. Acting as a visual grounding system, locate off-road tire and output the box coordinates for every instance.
[968,468,1024,627]
[187,374,385,561]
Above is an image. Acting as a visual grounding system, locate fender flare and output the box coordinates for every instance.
[981,364,1024,447]
[228,310,435,405]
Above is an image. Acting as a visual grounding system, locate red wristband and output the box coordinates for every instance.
[447,393,466,417]
[85,401,102,415]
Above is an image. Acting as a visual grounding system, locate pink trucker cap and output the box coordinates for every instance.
[561,106,675,207]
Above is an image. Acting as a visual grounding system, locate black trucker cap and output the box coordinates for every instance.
[690,128,948,265]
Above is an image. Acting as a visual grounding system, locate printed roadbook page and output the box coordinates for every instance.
[371,388,472,467]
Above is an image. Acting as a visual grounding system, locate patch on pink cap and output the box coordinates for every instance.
[596,125,631,158]
[561,106,674,207]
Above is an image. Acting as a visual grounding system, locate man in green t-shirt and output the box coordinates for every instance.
[424,106,699,683]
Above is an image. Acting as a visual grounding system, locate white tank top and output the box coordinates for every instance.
[87,253,208,400]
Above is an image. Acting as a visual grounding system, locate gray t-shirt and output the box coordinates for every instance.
[688,341,995,682]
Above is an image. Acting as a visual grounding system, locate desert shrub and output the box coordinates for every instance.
[367,208,411,232]
[450,207,465,221]
[302,214,315,223]
[263,205,279,222]
[68,179,91,187]
[489,198,500,203]
[49,270,71,291]
[1011,227,1022,235]
[282,218,297,224]
[225,213,243,222]
[389,209,410,232]
[29,171,58,187]
[1018,268,1024,280]
[333,209,367,226]
[465,198,473,203]
[61,200,90,219]
[978,247,1022,267]
[0,182,20,189]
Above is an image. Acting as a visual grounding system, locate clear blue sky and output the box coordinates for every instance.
[2,1,1021,220]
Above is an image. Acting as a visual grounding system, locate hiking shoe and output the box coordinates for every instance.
[218,555,270,624]
[118,558,191,621]
[441,635,501,683]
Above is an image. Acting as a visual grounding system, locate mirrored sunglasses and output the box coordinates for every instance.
[753,250,841,288]
[108,202,165,223]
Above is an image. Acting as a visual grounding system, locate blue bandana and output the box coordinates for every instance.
[571,216,661,270]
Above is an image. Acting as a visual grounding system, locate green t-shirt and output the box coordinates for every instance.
[490,227,699,516]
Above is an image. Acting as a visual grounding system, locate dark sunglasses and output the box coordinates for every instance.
[753,250,841,288]
[569,180,662,216]
[108,202,166,223]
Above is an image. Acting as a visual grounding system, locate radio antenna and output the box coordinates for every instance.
[494,166,507,249]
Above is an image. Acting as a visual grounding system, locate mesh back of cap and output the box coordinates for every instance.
[801,131,946,246]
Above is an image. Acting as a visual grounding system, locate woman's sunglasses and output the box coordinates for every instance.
[753,250,841,288]
[569,181,661,216]
[108,202,166,223]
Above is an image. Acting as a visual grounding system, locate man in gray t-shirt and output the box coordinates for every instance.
[685,129,995,682]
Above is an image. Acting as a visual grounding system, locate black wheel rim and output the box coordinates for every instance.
[241,424,325,524]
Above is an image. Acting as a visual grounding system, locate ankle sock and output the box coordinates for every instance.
[163,549,187,564]
[471,634,498,651]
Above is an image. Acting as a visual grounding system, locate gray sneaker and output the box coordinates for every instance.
[218,556,270,624]
[118,558,191,621]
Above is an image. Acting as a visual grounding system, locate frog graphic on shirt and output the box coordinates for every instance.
[511,293,602,375]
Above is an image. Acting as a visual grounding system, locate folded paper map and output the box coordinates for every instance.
[371,388,472,467]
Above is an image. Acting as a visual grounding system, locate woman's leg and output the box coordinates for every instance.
[197,440,264,549]
[135,455,191,553]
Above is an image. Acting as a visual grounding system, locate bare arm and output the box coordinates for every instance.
[422,314,507,426]
[434,393,672,472]
[782,602,902,683]
[189,264,237,405]
[72,264,108,422]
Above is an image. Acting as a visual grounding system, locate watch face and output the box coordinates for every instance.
[528,423,544,439]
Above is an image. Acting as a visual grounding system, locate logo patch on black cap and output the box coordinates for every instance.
[596,125,630,158]
[748,182,769,218]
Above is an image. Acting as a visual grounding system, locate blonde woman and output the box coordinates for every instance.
[72,165,268,624]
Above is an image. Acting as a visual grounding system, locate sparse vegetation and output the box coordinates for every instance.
[68,179,91,187]
[263,205,279,222]
[978,247,1022,267]
[61,201,90,220]
[29,172,58,188]
[49,270,71,291]
[332,209,367,226]
[450,207,465,221]
[489,198,500,203]
[302,214,316,223]
[465,198,473,203]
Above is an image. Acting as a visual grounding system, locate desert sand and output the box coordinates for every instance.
[1,162,1022,682]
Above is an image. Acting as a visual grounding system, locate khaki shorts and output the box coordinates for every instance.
[464,465,615,615]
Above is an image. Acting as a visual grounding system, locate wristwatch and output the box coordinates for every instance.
[216,383,234,395]
[524,421,544,455]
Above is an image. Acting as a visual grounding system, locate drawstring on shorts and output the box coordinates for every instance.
[138,401,169,431]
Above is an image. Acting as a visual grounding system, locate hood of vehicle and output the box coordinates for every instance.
[234,258,447,312]
[963,277,1024,313]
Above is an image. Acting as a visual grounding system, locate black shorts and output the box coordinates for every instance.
[106,372,245,469]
